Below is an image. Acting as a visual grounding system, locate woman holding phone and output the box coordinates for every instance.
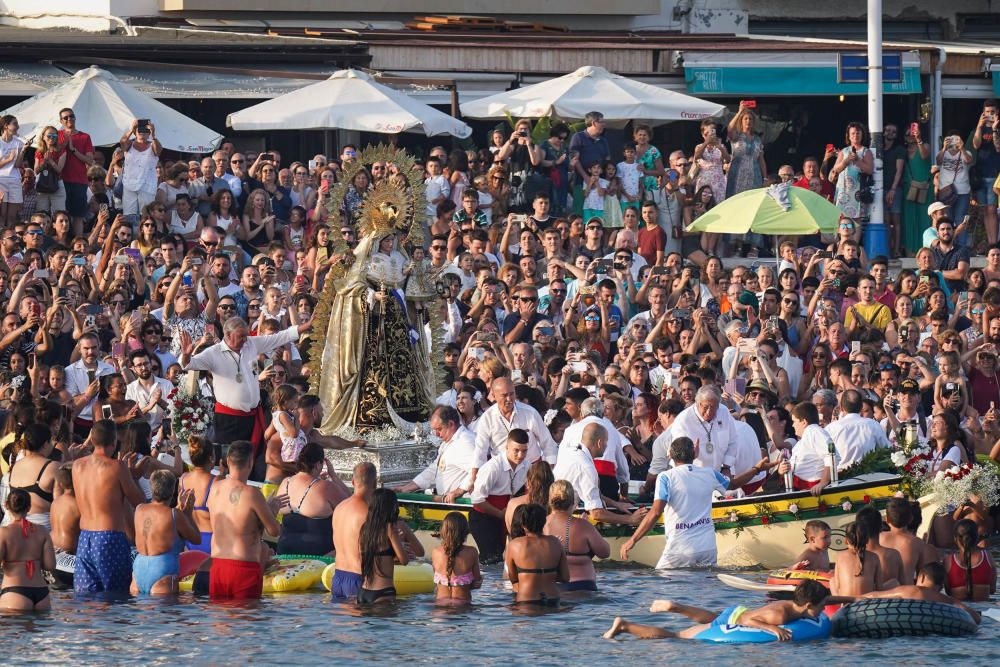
[901,121,932,255]
[830,122,874,237]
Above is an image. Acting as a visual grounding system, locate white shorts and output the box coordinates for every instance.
[122,187,157,217]
[0,175,23,204]
[655,548,717,570]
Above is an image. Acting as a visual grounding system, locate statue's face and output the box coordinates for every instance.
[379,236,394,253]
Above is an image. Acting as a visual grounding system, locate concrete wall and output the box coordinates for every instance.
[0,0,158,31]
[734,0,996,34]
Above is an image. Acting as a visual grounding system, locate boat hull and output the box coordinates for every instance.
[398,474,930,569]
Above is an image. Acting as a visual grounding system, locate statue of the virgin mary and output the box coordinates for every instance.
[313,167,435,435]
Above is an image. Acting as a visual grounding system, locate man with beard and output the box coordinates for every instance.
[125,350,175,436]
[232,264,263,320]
[930,218,970,293]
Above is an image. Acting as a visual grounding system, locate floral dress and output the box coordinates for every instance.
[726,133,763,198]
[834,146,870,220]
[696,145,727,202]
[637,145,662,193]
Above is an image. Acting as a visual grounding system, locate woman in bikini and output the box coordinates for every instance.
[505,503,568,608]
[357,488,409,604]
[431,512,482,606]
[544,481,610,592]
[944,519,996,602]
[178,435,216,554]
[276,443,347,556]
[0,489,56,611]
[5,423,56,528]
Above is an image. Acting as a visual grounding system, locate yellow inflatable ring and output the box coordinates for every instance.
[177,557,328,594]
[321,561,435,596]
[265,558,327,593]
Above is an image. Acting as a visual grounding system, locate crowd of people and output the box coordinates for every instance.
[0,97,996,614]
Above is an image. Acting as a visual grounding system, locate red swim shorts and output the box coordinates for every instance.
[210,558,264,601]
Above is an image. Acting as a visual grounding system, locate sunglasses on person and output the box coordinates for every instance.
[516,295,538,303]
[218,303,236,310]
[61,114,75,121]
[584,314,600,322]
[231,159,244,164]
[430,244,447,251]
[550,288,566,295]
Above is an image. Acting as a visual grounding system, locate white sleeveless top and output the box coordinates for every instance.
[122,143,159,192]
[170,210,199,236]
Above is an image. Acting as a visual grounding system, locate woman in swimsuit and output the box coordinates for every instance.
[6,423,56,528]
[357,488,409,604]
[544,481,609,592]
[504,460,554,534]
[506,503,568,608]
[432,512,482,605]
[179,435,216,554]
[277,443,347,556]
[944,519,996,602]
[0,489,55,611]
[131,470,200,595]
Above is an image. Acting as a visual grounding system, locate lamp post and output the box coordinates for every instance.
[864,0,889,258]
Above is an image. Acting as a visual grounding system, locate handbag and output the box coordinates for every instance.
[937,183,958,207]
[903,160,928,203]
[905,179,929,203]
[35,167,59,194]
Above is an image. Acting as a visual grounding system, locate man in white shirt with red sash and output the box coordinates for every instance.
[468,428,528,564]
[179,315,311,481]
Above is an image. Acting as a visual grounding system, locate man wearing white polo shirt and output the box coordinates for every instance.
[622,436,771,569]
[779,402,838,496]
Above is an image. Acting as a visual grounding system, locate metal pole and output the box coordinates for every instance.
[864,0,889,258]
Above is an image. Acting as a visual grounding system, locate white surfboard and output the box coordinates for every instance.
[717,573,797,593]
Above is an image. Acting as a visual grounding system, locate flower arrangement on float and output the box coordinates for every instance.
[926,462,1000,509]
[168,383,214,442]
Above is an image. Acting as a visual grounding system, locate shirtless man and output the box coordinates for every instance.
[857,506,906,587]
[71,420,146,595]
[207,441,284,601]
[49,464,81,587]
[844,562,981,625]
[298,394,366,451]
[261,395,363,489]
[330,462,376,600]
[880,498,925,586]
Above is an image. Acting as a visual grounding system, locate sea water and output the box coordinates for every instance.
[4,561,996,666]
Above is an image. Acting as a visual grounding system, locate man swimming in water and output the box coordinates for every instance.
[72,420,146,595]
[603,579,829,641]
[330,462,376,600]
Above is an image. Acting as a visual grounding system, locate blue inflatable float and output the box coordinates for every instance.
[694,606,832,643]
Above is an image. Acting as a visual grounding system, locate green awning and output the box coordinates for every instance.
[683,50,922,96]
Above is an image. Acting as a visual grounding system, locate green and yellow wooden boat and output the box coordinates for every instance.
[398,473,937,569]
